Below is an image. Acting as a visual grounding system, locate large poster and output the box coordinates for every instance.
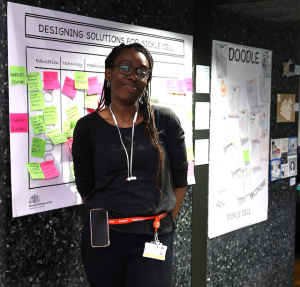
[209,40,272,238]
[8,2,193,217]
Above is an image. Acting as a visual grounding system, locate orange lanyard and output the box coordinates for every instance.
[108,213,168,232]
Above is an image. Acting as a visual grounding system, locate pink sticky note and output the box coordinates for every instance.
[43,71,61,90]
[166,79,177,94]
[40,160,60,179]
[187,161,194,176]
[185,78,193,92]
[62,77,77,98]
[87,77,101,95]
[67,138,73,153]
[176,80,187,94]
[10,113,28,133]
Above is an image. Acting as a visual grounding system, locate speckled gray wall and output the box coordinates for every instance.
[206,7,298,287]
[0,1,194,286]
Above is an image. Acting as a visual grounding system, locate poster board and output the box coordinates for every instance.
[7,2,193,217]
[209,40,272,238]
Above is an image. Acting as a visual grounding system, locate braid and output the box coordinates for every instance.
[96,43,164,197]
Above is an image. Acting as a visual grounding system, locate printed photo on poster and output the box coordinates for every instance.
[246,79,258,109]
[288,136,297,156]
[260,133,269,160]
[260,76,271,103]
[276,94,295,123]
[249,113,260,140]
[215,44,227,78]
[288,156,297,176]
[228,86,240,116]
[281,138,289,152]
[262,50,272,78]
[270,158,281,181]
[239,110,249,140]
[281,164,289,178]
[270,139,281,159]
[258,104,269,133]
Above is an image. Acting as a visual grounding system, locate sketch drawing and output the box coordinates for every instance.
[276,94,295,123]
[260,133,269,160]
[262,50,272,78]
[222,117,232,147]
[251,140,261,168]
[246,79,258,109]
[258,104,269,133]
[227,143,240,172]
[260,76,270,103]
[237,166,252,198]
[288,137,297,156]
[239,110,249,140]
[249,113,260,140]
[270,159,281,181]
[215,44,227,78]
[280,98,293,120]
[228,86,240,116]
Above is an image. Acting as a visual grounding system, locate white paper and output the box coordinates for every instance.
[196,65,210,93]
[262,50,272,78]
[288,156,297,176]
[195,102,210,130]
[258,104,269,132]
[246,79,258,108]
[281,138,289,152]
[222,117,232,147]
[281,164,289,178]
[215,44,227,78]
[239,110,249,140]
[260,133,269,160]
[270,139,281,159]
[270,159,281,181]
[228,86,240,117]
[195,139,209,165]
[288,137,297,156]
[260,76,271,103]
[249,113,260,140]
[236,166,251,198]
[290,177,296,186]
[226,143,240,172]
[251,140,261,168]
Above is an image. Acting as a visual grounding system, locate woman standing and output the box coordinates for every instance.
[73,43,188,287]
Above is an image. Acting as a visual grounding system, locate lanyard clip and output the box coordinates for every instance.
[153,216,161,232]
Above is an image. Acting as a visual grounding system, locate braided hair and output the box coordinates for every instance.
[96,43,164,197]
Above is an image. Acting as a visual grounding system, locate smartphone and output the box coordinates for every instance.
[90,208,110,247]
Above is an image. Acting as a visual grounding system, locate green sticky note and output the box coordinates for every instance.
[243,150,250,162]
[74,71,88,89]
[31,137,46,158]
[85,94,98,109]
[63,121,76,138]
[47,129,68,144]
[30,92,45,111]
[27,72,43,91]
[30,115,47,134]
[26,163,45,179]
[10,66,26,85]
[66,105,81,122]
[44,106,59,125]
[186,147,194,161]
[70,163,75,180]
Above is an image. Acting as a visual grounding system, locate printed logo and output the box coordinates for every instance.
[29,194,52,209]
[29,194,40,204]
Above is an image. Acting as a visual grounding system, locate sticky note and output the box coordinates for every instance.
[40,160,59,179]
[10,113,28,133]
[10,66,26,85]
[188,161,194,176]
[186,147,194,161]
[29,92,45,110]
[43,71,61,90]
[62,76,77,99]
[70,163,75,179]
[75,71,88,89]
[67,138,73,153]
[166,79,177,94]
[87,108,95,114]
[185,78,193,92]
[47,129,68,145]
[30,115,47,134]
[85,94,98,109]
[66,105,81,122]
[43,106,58,125]
[63,121,76,138]
[87,77,101,95]
[186,108,193,121]
[243,150,250,162]
[26,163,45,179]
[176,80,187,94]
[27,72,43,91]
[31,137,46,158]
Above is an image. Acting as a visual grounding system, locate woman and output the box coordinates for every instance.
[73,43,188,287]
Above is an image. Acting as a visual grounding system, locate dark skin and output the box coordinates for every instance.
[82,48,187,218]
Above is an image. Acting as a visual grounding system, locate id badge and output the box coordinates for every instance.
[143,242,167,261]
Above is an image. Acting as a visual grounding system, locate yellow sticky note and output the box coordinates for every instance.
[85,94,98,109]
[186,108,193,121]
[66,105,81,123]
[74,71,88,89]
[186,147,194,161]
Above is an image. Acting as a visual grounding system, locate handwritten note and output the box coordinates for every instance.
[75,71,88,89]
[40,160,60,179]
[87,77,101,95]
[66,105,81,122]
[26,163,45,179]
[176,80,186,94]
[30,115,47,134]
[10,66,26,85]
[239,111,249,140]
[85,94,98,109]
[63,121,76,138]
[185,78,193,92]
[43,71,60,89]
[166,79,177,94]
[10,113,28,133]
[67,138,73,153]
[29,92,45,111]
[27,72,43,91]
[62,76,77,99]
[43,106,59,125]
[47,129,68,144]
[31,137,46,158]
[243,150,250,162]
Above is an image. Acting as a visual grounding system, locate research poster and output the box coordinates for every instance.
[8,2,193,217]
[209,40,272,238]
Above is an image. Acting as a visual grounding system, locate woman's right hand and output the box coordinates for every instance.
[82,197,88,208]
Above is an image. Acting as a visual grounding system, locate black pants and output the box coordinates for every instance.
[81,222,174,287]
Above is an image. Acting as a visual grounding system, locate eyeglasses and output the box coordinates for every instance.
[112,62,151,81]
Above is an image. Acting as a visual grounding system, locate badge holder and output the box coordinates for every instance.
[143,216,168,261]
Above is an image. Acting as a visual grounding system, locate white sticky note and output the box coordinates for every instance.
[195,102,210,130]
[196,65,210,93]
[290,177,296,186]
[195,139,209,165]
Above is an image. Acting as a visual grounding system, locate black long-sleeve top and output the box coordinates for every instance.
[72,105,188,235]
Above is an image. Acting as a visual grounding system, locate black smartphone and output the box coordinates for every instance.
[90,208,110,247]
